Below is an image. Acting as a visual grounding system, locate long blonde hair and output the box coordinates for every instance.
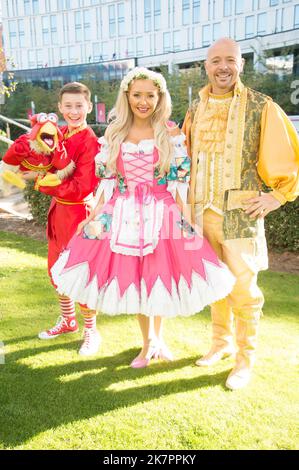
[105,72,174,176]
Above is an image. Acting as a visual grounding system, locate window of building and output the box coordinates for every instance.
[45,0,51,12]
[182,0,190,26]
[42,16,50,46]
[32,0,39,15]
[173,30,181,51]
[266,54,293,75]
[8,20,17,49]
[224,0,232,16]
[235,0,244,14]
[193,0,200,23]
[207,0,211,20]
[109,4,116,37]
[9,0,14,16]
[136,36,143,56]
[154,0,161,30]
[37,49,43,67]
[213,22,221,40]
[144,0,151,32]
[18,19,25,47]
[202,24,210,46]
[163,32,171,52]
[127,38,134,57]
[118,3,125,36]
[281,7,284,30]
[28,49,35,68]
[257,12,267,34]
[75,11,82,42]
[69,45,78,64]
[270,0,279,6]
[92,42,101,61]
[295,4,299,27]
[245,15,255,38]
[101,41,109,60]
[212,0,216,19]
[252,0,260,9]
[83,10,91,41]
[30,17,37,47]
[50,15,58,45]
[24,0,30,15]
[62,13,69,43]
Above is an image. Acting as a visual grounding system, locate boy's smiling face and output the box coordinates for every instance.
[58,93,92,131]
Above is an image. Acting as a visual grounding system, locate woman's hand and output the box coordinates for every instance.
[76,219,88,235]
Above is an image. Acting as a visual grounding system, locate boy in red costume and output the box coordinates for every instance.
[23,82,101,356]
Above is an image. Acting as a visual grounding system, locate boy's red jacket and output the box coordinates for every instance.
[39,126,100,272]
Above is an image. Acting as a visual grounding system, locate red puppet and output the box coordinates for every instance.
[0,112,75,194]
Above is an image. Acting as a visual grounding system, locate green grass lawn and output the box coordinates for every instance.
[0,231,298,450]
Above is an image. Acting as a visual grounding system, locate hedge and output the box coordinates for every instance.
[23,181,51,227]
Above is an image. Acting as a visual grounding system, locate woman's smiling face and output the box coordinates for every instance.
[127,79,160,121]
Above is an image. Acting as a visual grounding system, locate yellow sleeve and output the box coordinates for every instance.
[257,100,299,204]
[181,110,192,157]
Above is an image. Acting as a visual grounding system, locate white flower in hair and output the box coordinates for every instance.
[120,67,167,93]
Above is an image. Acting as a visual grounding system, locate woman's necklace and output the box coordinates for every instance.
[64,123,87,140]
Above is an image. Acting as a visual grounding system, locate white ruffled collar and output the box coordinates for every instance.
[122,139,155,154]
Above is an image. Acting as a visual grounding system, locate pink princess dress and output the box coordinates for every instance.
[51,134,235,316]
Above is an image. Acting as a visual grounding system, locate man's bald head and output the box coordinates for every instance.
[207,38,242,61]
[204,37,245,95]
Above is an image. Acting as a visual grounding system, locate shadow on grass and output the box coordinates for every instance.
[0,231,47,258]
[0,337,230,448]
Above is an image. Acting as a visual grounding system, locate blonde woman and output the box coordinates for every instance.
[51,67,235,367]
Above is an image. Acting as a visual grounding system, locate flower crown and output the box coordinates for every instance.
[120,67,167,93]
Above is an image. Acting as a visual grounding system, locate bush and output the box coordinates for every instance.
[23,181,51,227]
[265,199,299,252]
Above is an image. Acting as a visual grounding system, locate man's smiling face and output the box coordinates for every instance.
[205,39,245,94]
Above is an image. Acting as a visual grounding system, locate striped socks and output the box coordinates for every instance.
[59,294,76,320]
[80,305,97,330]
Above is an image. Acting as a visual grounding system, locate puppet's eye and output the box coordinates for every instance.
[38,113,47,123]
[48,113,58,123]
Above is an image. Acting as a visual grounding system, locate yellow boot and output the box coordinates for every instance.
[196,298,235,367]
[225,315,259,390]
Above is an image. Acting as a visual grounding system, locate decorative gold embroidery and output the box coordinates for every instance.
[22,159,53,172]
[64,123,87,140]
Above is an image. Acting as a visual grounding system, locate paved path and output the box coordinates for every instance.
[0,187,32,220]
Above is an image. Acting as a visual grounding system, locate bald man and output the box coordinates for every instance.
[183,38,299,390]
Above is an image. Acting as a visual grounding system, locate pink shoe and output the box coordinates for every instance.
[130,344,159,369]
